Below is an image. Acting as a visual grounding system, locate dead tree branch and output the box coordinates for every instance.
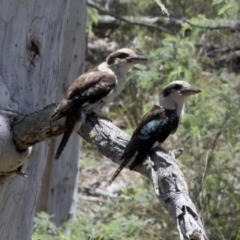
[182,18,240,31]
[12,104,64,150]
[87,0,240,32]
[12,104,208,240]
[87,0,171,33]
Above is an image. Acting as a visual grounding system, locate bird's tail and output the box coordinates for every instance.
[108,165,125,185]
[109,151,138,185]
[55,124,75,160]
[108,155,131,185]
[55,114,78,160]
[54,109,84,160]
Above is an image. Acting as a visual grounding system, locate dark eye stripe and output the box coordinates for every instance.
[107,53,129,65]
[162,84,183,97]
[117,53,129,59]
[173,84,182,90]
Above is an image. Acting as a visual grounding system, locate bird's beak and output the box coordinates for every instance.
[181,86,201,95]
[126,55,149,64]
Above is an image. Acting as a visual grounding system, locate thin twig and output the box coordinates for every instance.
[182,18,240,31]
[88,0,240,33]
[87,0,171,33]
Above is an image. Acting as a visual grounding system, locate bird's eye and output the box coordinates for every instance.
[173,84,182,90]
[117,53,129,59]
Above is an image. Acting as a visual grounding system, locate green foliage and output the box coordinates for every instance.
[212,0,239,17]
[32,212,59,240]
[87,7,99,37]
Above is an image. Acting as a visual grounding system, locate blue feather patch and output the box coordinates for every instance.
[140,119,166,139]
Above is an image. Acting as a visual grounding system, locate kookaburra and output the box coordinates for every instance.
[109,80,201,184]
[51,48,148,159]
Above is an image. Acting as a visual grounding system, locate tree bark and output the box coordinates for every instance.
[0,0,86,239]
[36,0,86,226]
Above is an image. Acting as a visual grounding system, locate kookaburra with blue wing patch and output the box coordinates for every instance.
[51,48,148,159]
[109,80,201,184]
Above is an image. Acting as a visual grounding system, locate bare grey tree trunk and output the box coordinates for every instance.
[36,0,86,226]
[0,0,86,239]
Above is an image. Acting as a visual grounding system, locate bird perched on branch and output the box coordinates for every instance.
[51,48,148,159]
[109,80,201,184]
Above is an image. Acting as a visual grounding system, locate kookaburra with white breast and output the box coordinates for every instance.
[51,48,148,159]
[109,80,201,184]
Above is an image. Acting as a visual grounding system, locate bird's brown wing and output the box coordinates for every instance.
[51,71,116,121]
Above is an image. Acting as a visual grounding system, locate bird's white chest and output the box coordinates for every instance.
[103,69,126,104]
[98,63,127,99]
[177,104,185,121]
[114,70,126,95]
[160,97,185,120]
